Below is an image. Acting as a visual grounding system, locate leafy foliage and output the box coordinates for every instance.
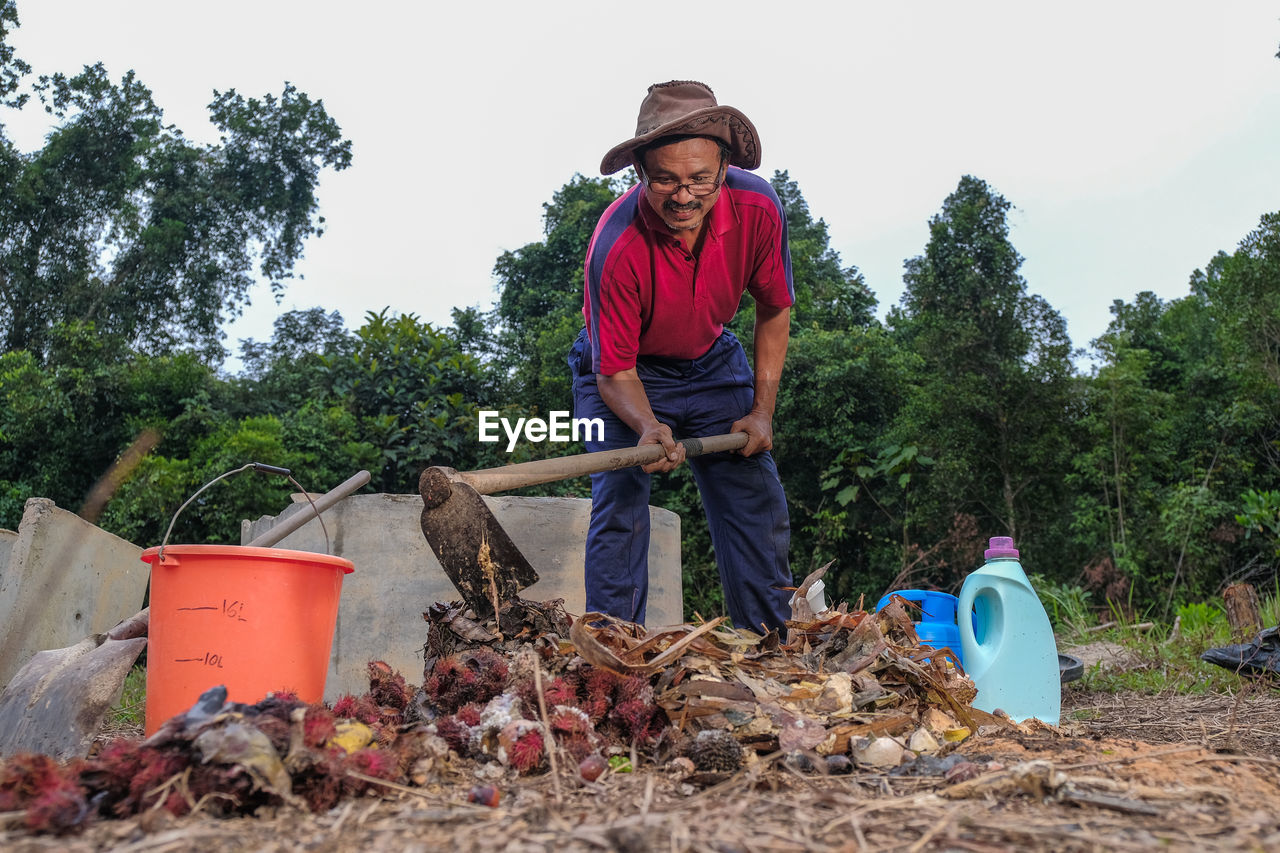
[0,0,29,109]
[1072,277,1279,610]
[1030,573,1095,635]
[490,174,627,418]
[1238,489,1280,556]
[0,321,214,530]
[1206,213,1280,391]
[776,327,915,601]
[887,176,1079,590]
[231,307,352,415]
[0,11,351,360]
[317,309,504,493]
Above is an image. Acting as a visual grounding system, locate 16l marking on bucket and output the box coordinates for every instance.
[176,599,249,621]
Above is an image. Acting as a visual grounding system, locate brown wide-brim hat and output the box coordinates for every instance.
[600,80,761,176]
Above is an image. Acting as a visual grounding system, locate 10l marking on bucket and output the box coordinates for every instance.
[173,599,251,670]
[175,651,226,668]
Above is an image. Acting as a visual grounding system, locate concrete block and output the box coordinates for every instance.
[241,493,682,700]
[0,529,16,580]
[0,499,148,687]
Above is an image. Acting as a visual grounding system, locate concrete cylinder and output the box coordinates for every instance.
[241,493,682,700]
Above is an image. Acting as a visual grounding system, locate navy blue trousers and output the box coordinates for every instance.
[568,329,792,633]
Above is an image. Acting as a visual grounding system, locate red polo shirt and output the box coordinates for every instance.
[582,167,795,376]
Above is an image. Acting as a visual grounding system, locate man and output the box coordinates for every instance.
[567,80,794,633]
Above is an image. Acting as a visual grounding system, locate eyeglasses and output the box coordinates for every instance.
[643,174,723,197]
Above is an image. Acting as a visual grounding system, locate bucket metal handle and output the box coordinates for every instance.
[158,462,330,561]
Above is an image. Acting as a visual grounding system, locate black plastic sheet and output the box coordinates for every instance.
[1201,626,1280,676]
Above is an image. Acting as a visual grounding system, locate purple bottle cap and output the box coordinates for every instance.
[984,536,1020,560]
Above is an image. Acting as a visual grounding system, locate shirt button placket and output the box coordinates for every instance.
[681,240,696,295]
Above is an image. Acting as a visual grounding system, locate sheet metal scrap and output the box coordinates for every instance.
[0,608,150,760]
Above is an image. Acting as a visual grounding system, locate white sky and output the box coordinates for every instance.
[6,1,1279,372]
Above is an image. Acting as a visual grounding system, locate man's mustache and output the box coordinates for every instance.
[664,199,702,213]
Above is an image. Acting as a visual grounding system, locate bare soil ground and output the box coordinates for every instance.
[5,682,1280,853]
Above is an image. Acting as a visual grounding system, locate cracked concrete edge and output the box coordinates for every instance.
[0,498,147,688]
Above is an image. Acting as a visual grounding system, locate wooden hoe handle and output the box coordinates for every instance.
[437,432,749,496]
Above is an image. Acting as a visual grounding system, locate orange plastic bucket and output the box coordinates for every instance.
[140,544,354,735]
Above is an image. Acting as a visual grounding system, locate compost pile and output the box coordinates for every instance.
[0,593,1007,836]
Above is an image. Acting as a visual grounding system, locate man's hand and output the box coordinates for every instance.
[638,422,686,473]
[730,408,774,457]
[598,368,685,473]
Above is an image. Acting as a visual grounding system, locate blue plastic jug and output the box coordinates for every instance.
[958,537,1060,725]
[874,589,964,666]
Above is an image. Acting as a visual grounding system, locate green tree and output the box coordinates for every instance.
[231,307,352,416]
[777,326,918,602]
[318,309,504,493]
[0,6,351,359]
[491,174,627,417]
[1072,259,1280,609]
[1145,286,1275,606]
[1205,214,1280,392]
[99,403,382,548]
[1237,488,1280,557]
[62,306,500,546]
[0,0,29,109]
[1070,296,1177,601]
[888,175,1077,587]
[0,321,216,529]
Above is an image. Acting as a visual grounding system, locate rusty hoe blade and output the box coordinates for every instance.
[419,466,540,617]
